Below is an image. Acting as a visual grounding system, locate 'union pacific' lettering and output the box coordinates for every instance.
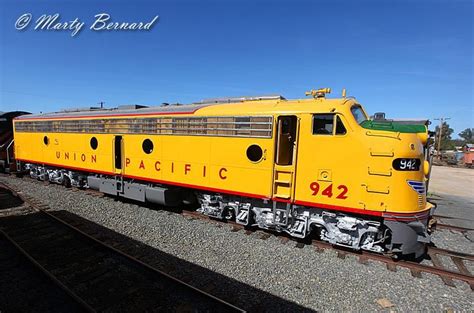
[219,168,227,180]
[56,151,96,163]
[54,151,229,180]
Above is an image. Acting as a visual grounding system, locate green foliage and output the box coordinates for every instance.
[435,122,455,150]
[458,128,474,143]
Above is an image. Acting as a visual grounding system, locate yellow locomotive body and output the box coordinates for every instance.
[13,90,434,257]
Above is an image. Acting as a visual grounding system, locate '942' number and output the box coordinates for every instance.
[392,158,420,171]
[309,182,348,199]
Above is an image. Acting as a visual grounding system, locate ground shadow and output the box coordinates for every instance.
[5,209,315,312]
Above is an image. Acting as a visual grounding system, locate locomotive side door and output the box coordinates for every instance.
[114,135,123,174]
[272,116,299,201]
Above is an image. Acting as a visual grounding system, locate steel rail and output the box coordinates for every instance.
[0,182,246,312]
[3,177,473,292]
[181,210,474,289]
[435,223,474,232]
[0,228,96,312]
[312,241,474,288]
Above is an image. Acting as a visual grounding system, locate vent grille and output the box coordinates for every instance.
[15,116,273,138]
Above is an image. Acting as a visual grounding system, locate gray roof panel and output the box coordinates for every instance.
[16,103,210,120]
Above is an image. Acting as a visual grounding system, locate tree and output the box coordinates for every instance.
[435,121,455,151]
[458,128,473,143]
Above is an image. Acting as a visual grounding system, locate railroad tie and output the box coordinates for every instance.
[409,268,423,278]
[429,252,456,287]
[451,256,474,291]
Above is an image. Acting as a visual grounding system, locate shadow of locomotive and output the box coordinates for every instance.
[109,193,433,263]
[37,210,315,313]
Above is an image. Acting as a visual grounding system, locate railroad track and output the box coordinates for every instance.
[432,214,474,233]
[21,180,474,291]
[0,230,86,312]
[2,175,473,293]
[181,210,474,291]
[0,183,245,312]
[435,223,474,232]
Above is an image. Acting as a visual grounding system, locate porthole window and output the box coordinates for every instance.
[90,137,98,150]
[247,144,263,162]
[43,136,49,146]
[142,139,154,154]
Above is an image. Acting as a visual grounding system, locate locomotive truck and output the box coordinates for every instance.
[12,88,435,258]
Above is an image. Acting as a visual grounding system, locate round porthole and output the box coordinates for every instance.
[142,139,154,154]
[246,144,263,162]
[90,137,98,150]
[43,136,49,146]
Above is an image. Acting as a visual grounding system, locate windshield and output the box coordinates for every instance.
[351,105,368,124]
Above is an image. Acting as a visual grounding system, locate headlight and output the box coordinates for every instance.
[423,160,430,176]
[417,132,428,145]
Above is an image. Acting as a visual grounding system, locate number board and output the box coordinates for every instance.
[392,158,421,171]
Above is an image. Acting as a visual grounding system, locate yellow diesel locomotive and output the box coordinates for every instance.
[13,88,435,257]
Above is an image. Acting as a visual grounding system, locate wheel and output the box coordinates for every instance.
[63,176,71,188]
[222,207,236,222]
[386,252,400,260]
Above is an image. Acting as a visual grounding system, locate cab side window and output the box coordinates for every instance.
[313,114,334,135]
[335,116,347,135]
[313,114,347,135]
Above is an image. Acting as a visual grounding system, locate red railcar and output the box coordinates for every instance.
[0,111,30,172]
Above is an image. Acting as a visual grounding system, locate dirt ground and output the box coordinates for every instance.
[428,165,474,232]
[429,165,474,200]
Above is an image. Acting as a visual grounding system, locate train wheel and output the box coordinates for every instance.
[63,176,71,188]
[385,252,400,260]
[222,207,235,222]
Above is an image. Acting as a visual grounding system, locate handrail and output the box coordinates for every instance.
[6,139,14,164]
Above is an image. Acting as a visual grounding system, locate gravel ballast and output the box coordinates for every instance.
[1,175,473,312]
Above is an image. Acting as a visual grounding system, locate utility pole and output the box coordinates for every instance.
[434,117,451,159]
[98,101,105,109]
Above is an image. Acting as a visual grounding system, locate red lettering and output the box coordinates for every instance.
[322,184,333,198]
[74,153,76,161]
[219,168,227,180]
[126,158,131,167]
[171,162,174,173]
[310,182,320,195]
[91,155,96,163]
[64,152,69,160]
[336,185,348,199]
[154,161,161,171]
[185,164,191,175]
[203,165,206,177]
[311,182,349,199]
[56,151,61,159]
[81,154,86,162]
[139,160,145,170]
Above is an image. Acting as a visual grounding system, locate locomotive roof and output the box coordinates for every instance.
[15,97,357,120]
[0,111,31,120]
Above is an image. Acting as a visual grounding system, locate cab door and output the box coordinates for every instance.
[114,135,123,174]
[272,116,299,200]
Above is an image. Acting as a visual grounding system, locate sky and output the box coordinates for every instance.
[0,0,472,136]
